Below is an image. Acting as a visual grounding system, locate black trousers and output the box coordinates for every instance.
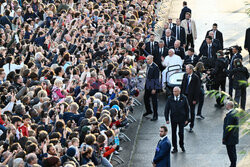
[229,77,234,97]
[185,96,196,128]
[171,121,185,149]
[226,145,237,167]
[185,34,194,50]
[144,89,158,118]
[234,87,246,110]
[213,79,226,105]
[197,87,204,116]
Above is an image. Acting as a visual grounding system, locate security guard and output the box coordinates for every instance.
[208,50,228,108]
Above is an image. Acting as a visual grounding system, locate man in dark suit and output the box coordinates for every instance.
[165,87,189,153]
[228,46,243,97]
[183,48,199,67]
[161,29,176,49]
[223,101,239,167]
[199,36,217,59]
[153,126,171,167]
[244,27,250,62]
[154,40,168,71]
[143,55,161,121]
[145,34,159,56]
[179,1,191,21]
[206,30,222,50]
[172,19,186,47]
[172,40,185,59]
[168,17,176,30]
[206,23,224,49]
[181,64,200,132]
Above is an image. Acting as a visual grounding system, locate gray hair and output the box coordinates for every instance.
[227,101,234,108]
[186,64,194,71]
[26,153,37,164]
[13,158,24,167]
[159,40,164,44]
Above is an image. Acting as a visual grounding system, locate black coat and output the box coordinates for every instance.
[168,23,176,30]
[230,66,249,89]
[244,27,250,50]
[145,41,159,55]
[172,47,185,59]
[206,30,224,49]
[164,94,190,123]
[199,41,217,59]
[145,62,161,90]
[154,46,168,71]
[223,109,239,145]
[179,6,192,21]
[0,15,13,29]
[162,29,175,38]
[183,54,199,67]
[161,36,176,48]
[171,25,186,46]
[211,57,228,82]
[181,73,200,102]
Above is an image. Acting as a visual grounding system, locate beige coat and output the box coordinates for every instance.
[181,19,197,42]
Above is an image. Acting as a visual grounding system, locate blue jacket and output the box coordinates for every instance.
[153,136,171,167]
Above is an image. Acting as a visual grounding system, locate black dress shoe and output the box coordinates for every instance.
[181,146,185,152]
[189,128,193,133]
[171,149,178,153]
[150,117,158,121]
[143,112,152,117]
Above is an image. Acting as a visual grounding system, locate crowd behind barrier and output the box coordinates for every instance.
[0,0,162,166]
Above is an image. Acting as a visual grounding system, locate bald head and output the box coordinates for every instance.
[173,86,181,96]
[226,101,234,110]
[165,29,171,37]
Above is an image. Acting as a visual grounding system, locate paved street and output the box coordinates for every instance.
[130,0,250,167]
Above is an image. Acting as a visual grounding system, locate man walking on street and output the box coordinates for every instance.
[223,101,239,167]
[165,87,190,153]
[152,126,171,167]
[143,55,161,121]
[181,64,200,132]
[179,1,192,21]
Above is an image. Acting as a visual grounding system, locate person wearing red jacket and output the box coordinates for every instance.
[18,114,31,137]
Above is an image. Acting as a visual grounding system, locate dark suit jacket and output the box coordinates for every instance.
[183,54,199,67]
[172,47,185,59]
[181,73,200,102]
[153,136,171,167]
[154,46,168,71]
[165,94,190,123]
[145,41,159,55]
[161,36,176,48]
[168,23,176,30]
[171,25,186,46]
[244,27,250,49]
[206,29,224,49]
[179,6,192,21]
[145,62,161,90]
[199,41,217,59]
[223,109,239,145]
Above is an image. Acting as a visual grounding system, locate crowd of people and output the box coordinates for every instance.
[0,0,165,166]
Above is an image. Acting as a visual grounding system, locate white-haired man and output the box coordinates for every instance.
[161,49,183,88]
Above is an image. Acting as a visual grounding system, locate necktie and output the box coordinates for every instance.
[187,20,190,34]
[208,45,211,58]
[151,42,153,54]
[177,26,180,40]
[185,75,190,94]
[167,37,170,46]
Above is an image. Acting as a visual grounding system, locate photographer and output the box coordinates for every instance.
[208,50,228,108]
[229,59,249,110]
